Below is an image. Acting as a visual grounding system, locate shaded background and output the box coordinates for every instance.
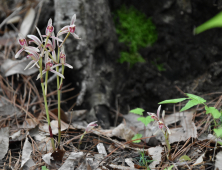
[1,0,222,128]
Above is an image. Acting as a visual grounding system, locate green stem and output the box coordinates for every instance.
[56,32,70,147]
[59,32,70,48]
[164,132,171,156]
[41,80,55,151]
[56,47,61,147]
[39,37,55,151]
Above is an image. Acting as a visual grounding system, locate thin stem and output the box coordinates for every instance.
[57,47,61,147]
[41,80,56,151]
[59,32,70,48]
[39,36,55,151]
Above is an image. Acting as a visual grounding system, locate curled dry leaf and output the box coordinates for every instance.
[97,143,107,156]
[1,59,38,77]
[111,123,136,141]
[215,151,222,170]
[58,152,84,170]
[21,137,33,167]
[19,8,35,37]
[148,146,163,169]
[0,127,9,160]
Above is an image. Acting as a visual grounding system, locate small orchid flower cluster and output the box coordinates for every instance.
[79,121,98,147]
[15,14,80,151]
[148,105,171,155]
[148,105,171,135]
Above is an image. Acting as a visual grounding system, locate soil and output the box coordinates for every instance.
[107,0,222,116]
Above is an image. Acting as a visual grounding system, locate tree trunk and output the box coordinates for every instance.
[54,0,120,128]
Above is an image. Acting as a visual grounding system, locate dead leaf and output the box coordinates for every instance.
[215,151,222,170]
[148,146,163,169]
[97,143,107,156]
[22,158,36,170]
[65,110,87,122]
[40,120,70,135]
[1,59,38,77]
[6,16,21,24]
[19,118,38,129]
[19,8,35,37]
[42,153,53,166]
[58,152,84,170]
[193,153,205,166]
[21,137,32,167]
[111,123,136,141]
[0,127,9,160]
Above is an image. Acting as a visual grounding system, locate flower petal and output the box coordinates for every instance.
[27,35,42,46]
[24,60,35,70]
[51,51,57,62]
[70,14,76,25]
[157,105,161,119]
[57,28,69,37]
[25,46,40,53]
[71,33,81,39]
[50,63,62,69]
[25,49,39,60]
[29,60,39,69]
[49,69,65,79]
[35,26,43,42]
[15,48,24,58]
[64,63,73,69]
[36,70,46,80]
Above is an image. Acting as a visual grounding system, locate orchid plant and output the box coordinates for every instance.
[147,105,171,155]
[15,14,80,151]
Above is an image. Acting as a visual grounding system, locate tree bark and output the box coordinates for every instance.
[54,0,120,128]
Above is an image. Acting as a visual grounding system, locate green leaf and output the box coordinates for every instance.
[130,108,144,115]
[42,166,49,170]
[186,93,206,104]
[218,141,222,146]
[194,12,222,34]
[132,133,143,143]
[205,106,221,119]
[137,116,154,126]
[179,155,191,162]
[164,165,174,170]
[158,98,188,104]
[214,128,222,138]
[180,99,199,112]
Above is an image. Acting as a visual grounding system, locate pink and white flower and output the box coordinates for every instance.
[148,105,171,134]
[57,14,81,39]
[36,51,65,80]
[15,34,40,58]
[85,121,98,132]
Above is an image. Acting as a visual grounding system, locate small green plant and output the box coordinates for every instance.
[130,108,154,143]
[159,93,222,138]
[151,58,166,72]
[42,166,49,170]
[133,149,153,169]
[130,106,171,157]
[164,165,174,170]
[114,5,158,66]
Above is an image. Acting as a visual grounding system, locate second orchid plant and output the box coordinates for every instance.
[15,14,80,151]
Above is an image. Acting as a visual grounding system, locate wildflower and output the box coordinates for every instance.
[58,48,73,68]
[85,121,98,132]
[24,50,40,70]
[36,51,65,80]
[15,34,40,58]
[57,14,81,39]
[27,27,43,48]
[46,18,54,37]
[148,105,171,134]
